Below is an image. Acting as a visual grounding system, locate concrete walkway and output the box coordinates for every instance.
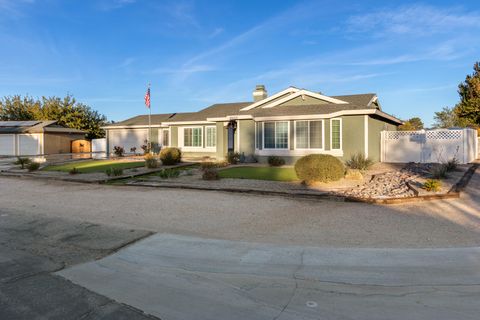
[58,234,480,320]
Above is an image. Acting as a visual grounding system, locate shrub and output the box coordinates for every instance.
[144,154,159,169]
[202,168,219,180]
[423,179,441,192]
[158,168,180,179]
[429,164,448,179]
[141,144,149,155]
[113,146,125,157]
[268,156,285,167]
[444,158,458,172]
[226,151,240,164]
[26,162,40,172]
[345,153,373,170]
[201,161,218,170]
[69,167,80,175]
[294,154,345,184]
[15,157,31,169]
[159,147,182,165]
[105,167,123,176]
[130,147,137,154]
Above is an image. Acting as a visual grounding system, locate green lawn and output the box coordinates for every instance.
[218,166,299,181]
[43,160,145,173]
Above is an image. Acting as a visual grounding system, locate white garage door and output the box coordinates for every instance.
[109,129,148,153]
[18,134,41,155]
[0,134,15,156]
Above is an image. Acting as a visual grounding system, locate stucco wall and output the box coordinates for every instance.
[215,122,226,160]
[238,119,255,157]
[368,116,398,162]
[340,115,365,161]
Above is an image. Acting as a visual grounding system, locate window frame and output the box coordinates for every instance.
[262,121,289,150]
[293,120,325,150]
[330,118,342,150]
[183,126,203,148]
[205,125,216,148]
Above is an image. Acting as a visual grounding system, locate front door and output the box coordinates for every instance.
[226,121,237,152]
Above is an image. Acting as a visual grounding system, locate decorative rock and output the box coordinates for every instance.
[345,169,363,180]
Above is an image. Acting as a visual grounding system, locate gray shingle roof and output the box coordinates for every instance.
[0,121,86,134]
[330,94,376,106]
[106,113,177,127]
[104,92,401,126]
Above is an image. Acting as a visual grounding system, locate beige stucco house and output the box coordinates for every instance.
[103,86,402,163]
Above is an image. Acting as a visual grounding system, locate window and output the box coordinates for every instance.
[331,119,342,150]
[184,127,202,147]
[162,129,169,146]
[206,126,216,147]
[255,122,262,149]
[295,120,323,149]
[263,121,288,149]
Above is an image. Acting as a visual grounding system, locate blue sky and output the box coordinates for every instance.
[0,0,479,126]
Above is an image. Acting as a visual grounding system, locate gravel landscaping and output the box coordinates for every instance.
[125,162,472,201]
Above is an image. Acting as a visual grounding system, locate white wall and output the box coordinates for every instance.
[381,128,478,164]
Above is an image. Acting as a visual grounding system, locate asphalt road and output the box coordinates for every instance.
[0,212,156,320]
[0,169,479,248]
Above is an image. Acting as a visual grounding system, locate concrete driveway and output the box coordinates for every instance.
[58,233,480,320]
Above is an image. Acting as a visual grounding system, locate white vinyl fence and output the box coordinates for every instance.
[91,138,106,153]
[381,128,478,164]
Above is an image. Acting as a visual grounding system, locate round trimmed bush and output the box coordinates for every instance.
[159,147,182,165]
[294,154,345,184]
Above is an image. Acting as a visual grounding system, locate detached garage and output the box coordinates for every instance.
[0,121,86,156]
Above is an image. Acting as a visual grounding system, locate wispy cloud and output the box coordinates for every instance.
[208,27,224,39]
[346,4,480,37]
[149,64,214,75]
[0,0,35,19]
[385,84,458,95]
[97,0,136,11]
[117,57,136,68]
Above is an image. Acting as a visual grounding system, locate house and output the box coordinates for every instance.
[103,86,402,163]
[0,121,86,156]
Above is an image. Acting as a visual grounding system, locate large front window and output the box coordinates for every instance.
[184,127,202,147]
[295,120,323,149]
[264,121,288,149]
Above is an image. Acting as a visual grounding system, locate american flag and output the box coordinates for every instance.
[144,85,151,109]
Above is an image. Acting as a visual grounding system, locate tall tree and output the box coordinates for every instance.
[0,94,107,139]
[398,117,424,131]
[0,95,40,121]
[454,62,480,126]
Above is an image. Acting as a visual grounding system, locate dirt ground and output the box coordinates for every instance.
[0,166,479,248]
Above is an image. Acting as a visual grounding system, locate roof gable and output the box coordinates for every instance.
[240,88,349,112]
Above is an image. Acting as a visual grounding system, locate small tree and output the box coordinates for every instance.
[398,117,424,131]
[433,107,466,128]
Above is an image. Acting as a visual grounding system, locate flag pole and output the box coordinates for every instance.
[148,83,152,154]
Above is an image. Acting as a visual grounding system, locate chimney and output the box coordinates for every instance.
[253,85,267,102]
